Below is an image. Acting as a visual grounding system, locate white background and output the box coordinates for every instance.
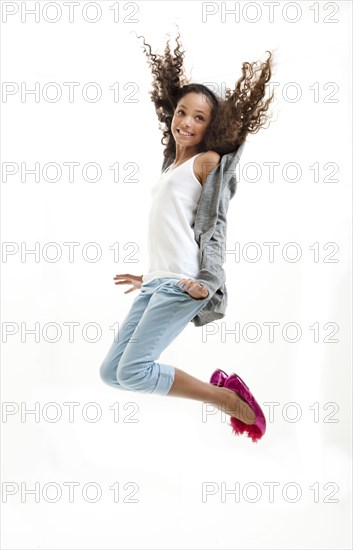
[1,1,352,548]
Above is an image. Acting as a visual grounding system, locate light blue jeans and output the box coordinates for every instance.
[99,277,211,395]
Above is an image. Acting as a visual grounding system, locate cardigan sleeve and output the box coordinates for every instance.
[195,183,232,300]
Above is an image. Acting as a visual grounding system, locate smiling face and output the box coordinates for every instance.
[171,92,213,150]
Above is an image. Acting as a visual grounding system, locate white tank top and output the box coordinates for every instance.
[142,153,203,285]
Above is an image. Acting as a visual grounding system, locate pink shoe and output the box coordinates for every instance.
[223,373,266,443]
[209,369,228,387]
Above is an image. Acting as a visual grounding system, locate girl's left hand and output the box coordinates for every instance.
[176,278,209,300]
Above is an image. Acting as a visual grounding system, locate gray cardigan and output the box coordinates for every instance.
[161,143,246,327]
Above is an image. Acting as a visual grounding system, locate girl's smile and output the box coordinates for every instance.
[177,128,194,137]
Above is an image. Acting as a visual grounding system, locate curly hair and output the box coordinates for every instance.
[133,28,275,159]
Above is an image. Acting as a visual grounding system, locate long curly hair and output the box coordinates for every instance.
[133,28,276,159]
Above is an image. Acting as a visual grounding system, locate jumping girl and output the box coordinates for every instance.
[100,30,275,442]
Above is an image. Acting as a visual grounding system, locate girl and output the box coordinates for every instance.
[100,30,275,442]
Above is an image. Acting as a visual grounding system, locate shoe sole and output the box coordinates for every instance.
[224,373,266,443]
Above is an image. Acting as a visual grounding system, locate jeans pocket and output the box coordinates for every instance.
[173,281,209,302]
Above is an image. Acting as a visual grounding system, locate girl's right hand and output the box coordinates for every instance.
[113,273,143,294]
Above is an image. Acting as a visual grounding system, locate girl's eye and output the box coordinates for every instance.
[177,110,204,121]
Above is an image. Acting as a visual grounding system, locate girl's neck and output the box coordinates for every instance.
[173,147,202,165]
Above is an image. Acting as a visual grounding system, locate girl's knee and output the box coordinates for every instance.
[116,362,150,392]
[116,365,134,388]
